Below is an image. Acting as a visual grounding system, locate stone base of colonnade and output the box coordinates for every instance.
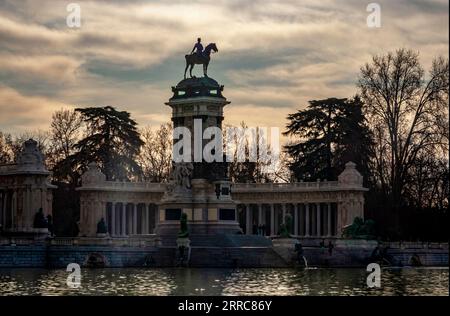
[271,237,380,267]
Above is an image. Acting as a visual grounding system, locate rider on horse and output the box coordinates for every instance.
[184,39,218,79]
[191,38,204,58]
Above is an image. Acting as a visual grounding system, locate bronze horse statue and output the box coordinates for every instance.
[184,43,218,79]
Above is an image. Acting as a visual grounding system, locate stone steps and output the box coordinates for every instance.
[159,234,273,248]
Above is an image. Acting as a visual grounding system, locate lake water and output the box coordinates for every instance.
[0,267,447,296]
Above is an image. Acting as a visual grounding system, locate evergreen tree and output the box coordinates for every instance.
[283,97,372,182]
[56,106,143,182]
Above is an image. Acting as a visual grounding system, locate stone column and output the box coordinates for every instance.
[258,204,263,225]
[270,204,275,236]
[126,205,132,235]
[12,190,17,230]
[245,204,251,235]
[327,203,332,237]
[133,203,137,235]
[121,203,126,236]
[155,204,159,229]
[142,204,148,234]
[0,191,3,228]
[111,203,116,236]
[305,203,310,237]
[294,204,298,236]
[1,191,5,228]
[316,203,321,237]
[282,203,286,224]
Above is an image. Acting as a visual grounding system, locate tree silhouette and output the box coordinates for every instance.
[57,106,143,182]
[283,97,372,182]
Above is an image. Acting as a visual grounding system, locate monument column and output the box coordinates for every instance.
[126,204,132,235]
[305,203,310,237]
[327,202,332,237]
[245,204,251,235]
[121,203,126,236]
[294,203,298,236]
[157,74,241,236]
[316,203,321,237]
[133,203,138,235]
[142,204,148,234]
[111,203,116,236]
[270,204,275,236]
[258,204,263,226]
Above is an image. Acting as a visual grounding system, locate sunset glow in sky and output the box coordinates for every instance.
[0,0,448,135]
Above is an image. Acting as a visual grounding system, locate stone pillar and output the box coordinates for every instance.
[294,204,298,236]
[270,204,275,236]
[121,203,126,236]
[11,190,16,229]
[155,204,159,229]
[142,204,148,234]
[282,203,286,224]
[126,205,132,235]
[316,203,321,237]
[111,203,116,236]
[133,203,137,235]
[1,191,6,228]
[245,204,251,235]
[305,203,310,237]
[327,203,332,237]
[258,204,263,225]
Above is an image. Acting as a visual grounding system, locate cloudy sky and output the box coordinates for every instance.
[0,0,448,136]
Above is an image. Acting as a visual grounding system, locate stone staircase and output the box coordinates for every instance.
[157,234,288,267]
[159,234,273,247]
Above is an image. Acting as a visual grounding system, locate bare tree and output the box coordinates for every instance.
[0,132,14,164]
[10,129,50,164]
[139,123,173,182]
[358,49,449,211]
[47,108,84,171]
[404,150,449,210]
[224,122,286,183]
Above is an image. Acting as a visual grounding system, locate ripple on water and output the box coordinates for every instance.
[0,267,447,296]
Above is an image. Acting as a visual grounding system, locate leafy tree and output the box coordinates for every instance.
[56,106,143,182]
[283,97,372,182]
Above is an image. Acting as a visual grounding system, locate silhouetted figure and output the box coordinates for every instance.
[295,242,304,265]
[261,224,267,236]
[96,217,108,234]
[184,42,218,78]
[328,241,334,255]
[191,37,204,57]
[46,214,54,236]
[33,208,47,229]
[257,225,263,236]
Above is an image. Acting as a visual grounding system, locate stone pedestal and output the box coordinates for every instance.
[156,77,242,238]
[156,179,241,236]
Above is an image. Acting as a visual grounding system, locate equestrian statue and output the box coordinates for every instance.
[184,37,218,79]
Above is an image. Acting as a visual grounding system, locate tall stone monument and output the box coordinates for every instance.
[156,74,242,236]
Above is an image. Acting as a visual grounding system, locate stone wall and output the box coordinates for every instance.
[272,238,449,267]
[0,238,447,268]
[0,244,47,267]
